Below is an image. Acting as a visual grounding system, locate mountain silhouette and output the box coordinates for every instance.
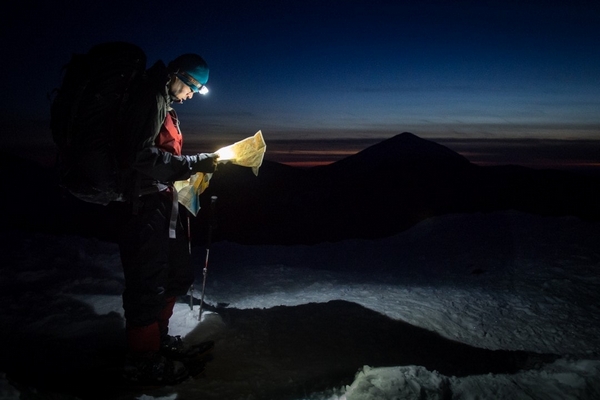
[199,132,600,245]
[2,133,599,245]
[326,132,471,174]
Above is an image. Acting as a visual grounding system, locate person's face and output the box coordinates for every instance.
[169,76,195,103]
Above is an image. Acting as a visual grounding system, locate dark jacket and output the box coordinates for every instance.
[120,61,214,200]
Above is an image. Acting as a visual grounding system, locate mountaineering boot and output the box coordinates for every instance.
[122,352,189,386]
[160,334,215,361]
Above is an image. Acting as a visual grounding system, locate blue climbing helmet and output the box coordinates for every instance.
[168,53,209,94]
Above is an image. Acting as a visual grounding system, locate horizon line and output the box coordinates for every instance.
[6,135,600,175]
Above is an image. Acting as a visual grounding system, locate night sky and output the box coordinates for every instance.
[2,0,599,170]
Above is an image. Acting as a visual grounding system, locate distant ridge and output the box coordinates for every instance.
[2,132,600,245]
[201,132,600,244]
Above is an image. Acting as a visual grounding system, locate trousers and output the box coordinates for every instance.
[118,190,194,332]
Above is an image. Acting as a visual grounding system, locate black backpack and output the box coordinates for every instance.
[50,42,147,205]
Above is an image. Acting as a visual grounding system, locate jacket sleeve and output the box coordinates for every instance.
[133,147,216,182]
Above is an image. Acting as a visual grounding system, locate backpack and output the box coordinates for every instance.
[50,42,147,205]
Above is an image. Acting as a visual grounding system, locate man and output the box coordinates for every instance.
[117,52,218,385]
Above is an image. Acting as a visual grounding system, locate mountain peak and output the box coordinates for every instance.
[329,132,470,171]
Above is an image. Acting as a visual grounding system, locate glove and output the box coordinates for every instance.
[192,152,219,173]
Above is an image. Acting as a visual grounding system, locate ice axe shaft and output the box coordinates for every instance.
[199,195,217,319]
[188,214,194,311]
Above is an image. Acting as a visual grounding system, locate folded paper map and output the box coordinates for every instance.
[175,131,266,215]
[214,130,266,176]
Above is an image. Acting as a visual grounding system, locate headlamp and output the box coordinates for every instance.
[177,70,209,95]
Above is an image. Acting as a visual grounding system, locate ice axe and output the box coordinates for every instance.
[198,195,217,319]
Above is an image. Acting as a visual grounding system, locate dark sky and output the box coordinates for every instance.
[2,0,599,169]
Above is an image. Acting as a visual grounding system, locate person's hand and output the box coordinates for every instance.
[207,153,219,171]
[193,152,219,173]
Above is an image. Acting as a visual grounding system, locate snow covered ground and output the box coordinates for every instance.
[1,210,600,399]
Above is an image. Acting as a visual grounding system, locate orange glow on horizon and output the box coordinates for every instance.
[280,160,335,168]
[268,149,358,156]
